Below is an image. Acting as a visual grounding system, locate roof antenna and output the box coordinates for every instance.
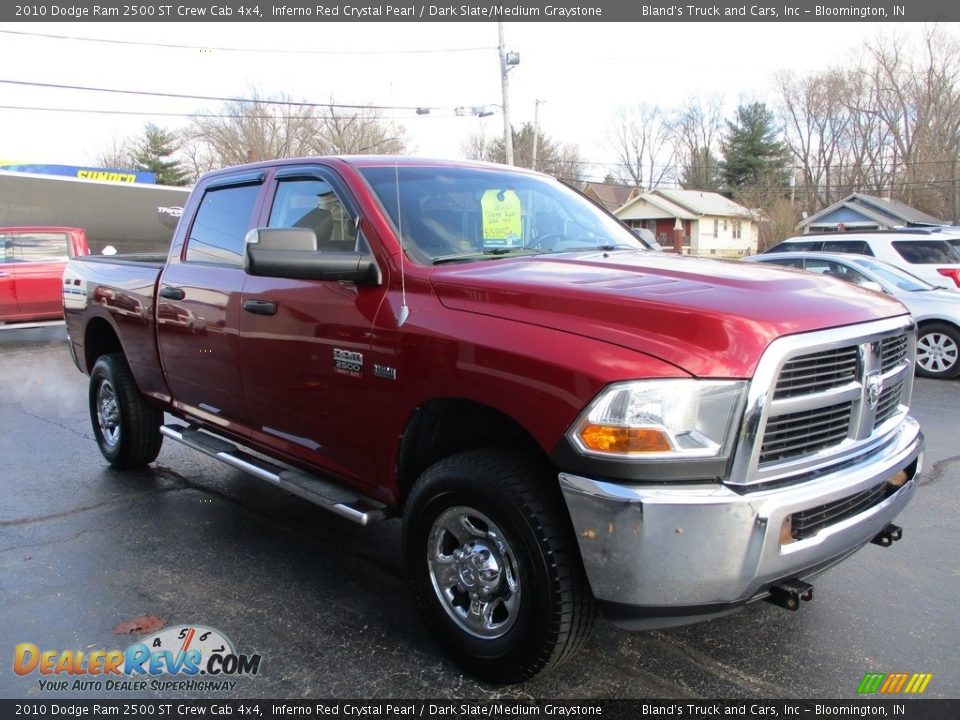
[392,83,409,327]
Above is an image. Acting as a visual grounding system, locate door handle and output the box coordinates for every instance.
[243,299,277,316]
[159,286,185,300]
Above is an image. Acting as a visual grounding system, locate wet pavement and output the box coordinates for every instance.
[1,325,957,699]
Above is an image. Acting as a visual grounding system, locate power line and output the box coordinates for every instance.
[0,104,463,120]
[0,29,495,56]
[0,78,441,112]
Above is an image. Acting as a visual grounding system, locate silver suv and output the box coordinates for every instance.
[764,229,960,290]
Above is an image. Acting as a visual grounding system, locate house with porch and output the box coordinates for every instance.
[614,188,758,257]
[799,192,946,233]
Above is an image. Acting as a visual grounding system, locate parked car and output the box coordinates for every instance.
[1,226,89,324]
[63,157,922,682]
[746,251,960,379]
[763,228,960,290]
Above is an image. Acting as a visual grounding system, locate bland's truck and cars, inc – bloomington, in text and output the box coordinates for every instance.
[63,157,923,682]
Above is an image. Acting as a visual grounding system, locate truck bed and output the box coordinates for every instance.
[63,254,166,398]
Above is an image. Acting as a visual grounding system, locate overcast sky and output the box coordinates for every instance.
[0,21,953,181]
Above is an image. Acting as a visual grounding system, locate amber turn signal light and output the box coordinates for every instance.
[578,424,672,454]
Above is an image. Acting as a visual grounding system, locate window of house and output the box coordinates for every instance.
[723,219,728,232]
[713,218,718,238]
[732,220,742,240]
[186,183,261,266]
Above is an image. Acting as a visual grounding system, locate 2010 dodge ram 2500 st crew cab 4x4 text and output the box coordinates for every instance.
[63,157,923,683]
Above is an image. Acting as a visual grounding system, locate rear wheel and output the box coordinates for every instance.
[916,323,960,379]
[403,449,595,683]
[89,353,163,468]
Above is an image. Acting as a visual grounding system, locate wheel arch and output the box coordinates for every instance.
[916,317,960,334]
[83,316,124,373]
[396,398,554,508]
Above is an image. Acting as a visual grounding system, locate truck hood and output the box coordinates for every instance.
[430,251,908,378]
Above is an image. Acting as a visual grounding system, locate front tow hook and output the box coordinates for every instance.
[870,523,903,547]
[767,579,814,611]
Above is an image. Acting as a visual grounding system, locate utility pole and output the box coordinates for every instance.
[532,99,544,171]
[498,22,514,166]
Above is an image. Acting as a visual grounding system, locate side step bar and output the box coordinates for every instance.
[160,423,388,526]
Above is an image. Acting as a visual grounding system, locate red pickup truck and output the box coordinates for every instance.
[1,226,89,324]
[63,157,923,682]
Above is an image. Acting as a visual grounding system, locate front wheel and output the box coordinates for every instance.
[89,353,163,468]
[916,323,960,379]
[403,449,595,683]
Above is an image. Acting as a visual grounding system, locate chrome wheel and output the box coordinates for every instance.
[96,379,121,448]
[917,331,959,375]
[427,506,521,639]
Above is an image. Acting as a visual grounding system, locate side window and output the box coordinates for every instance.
[768,241,820,253]
[185,183,261,266]
[803,258,868,285]
[764,257,803,269]
[892,240,960,264]
[1,234,14,263]
[268,178,362,252]
[9,233,69,263]
[823,240,874,256]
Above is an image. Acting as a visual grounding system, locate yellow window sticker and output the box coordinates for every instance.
[481,190,522,246]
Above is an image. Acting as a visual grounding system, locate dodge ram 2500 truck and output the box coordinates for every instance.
[63,157,923,683]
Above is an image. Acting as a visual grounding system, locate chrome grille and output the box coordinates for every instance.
[773,347,858,399]
[791,482,890,541]
[730,317,916,489]
[874,379,905,428]
[759,402,853,465]
[880,335,908,372]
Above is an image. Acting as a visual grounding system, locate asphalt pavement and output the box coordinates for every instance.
[1,325,957,699]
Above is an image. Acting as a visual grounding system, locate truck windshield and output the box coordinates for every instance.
[358,165,646,264]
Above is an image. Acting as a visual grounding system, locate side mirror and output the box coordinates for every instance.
[244,228,382,286]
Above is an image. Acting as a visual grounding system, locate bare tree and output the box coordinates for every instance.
[670,95,724,191]
[606,104,675,190]
[95,136,135,169]
[188,90,408,168]
[776,69,851,213]
[853,27,960,219]
[314,103,408,155]
[460,127,493,162]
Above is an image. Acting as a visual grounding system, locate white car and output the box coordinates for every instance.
[746,251,960,379]
[763,228,960,290]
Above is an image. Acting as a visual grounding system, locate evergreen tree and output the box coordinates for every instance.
[720,102,791,191]
[486,122,584,183]
[132,123,191,186]
[680,147,722,191]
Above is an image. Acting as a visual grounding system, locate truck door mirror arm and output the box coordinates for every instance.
[245,228,382,286]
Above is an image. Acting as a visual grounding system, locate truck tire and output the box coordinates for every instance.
[403,449,596,683]
[89,353,163,469]
[916,323,960,379]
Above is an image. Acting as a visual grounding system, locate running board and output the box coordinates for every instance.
[160,423,388,526]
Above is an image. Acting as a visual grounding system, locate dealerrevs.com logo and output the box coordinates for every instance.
[857,672,933,694]
[14,625,262,692]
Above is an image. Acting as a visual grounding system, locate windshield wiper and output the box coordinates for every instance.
[432,248,545,265]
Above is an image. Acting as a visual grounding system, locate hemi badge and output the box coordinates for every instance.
[374,364,397,381]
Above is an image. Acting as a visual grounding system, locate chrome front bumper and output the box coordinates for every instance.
[560,416,923,629]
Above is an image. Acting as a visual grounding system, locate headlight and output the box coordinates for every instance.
[569,379,747,460]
